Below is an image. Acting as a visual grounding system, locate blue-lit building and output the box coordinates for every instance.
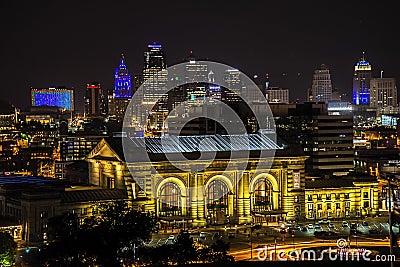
[353,53,372,105]
[114,53,132,98]
[31,87,75,111]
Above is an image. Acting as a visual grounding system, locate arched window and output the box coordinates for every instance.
[252,178,273,211]
[207,180,229,212]
[159,182,181,216]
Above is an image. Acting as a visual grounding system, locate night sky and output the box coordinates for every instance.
[1,0,398,112]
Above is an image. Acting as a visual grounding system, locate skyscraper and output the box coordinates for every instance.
[353,52,372,105]
[142,43,168,106]
[309,64,332,103]
[141,43,168,135]
[369,77,398,109]
[223,68,242,103]
[84,82,108,116]
[114,54,132,98]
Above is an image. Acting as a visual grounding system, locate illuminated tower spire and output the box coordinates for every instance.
[114,53,132,98]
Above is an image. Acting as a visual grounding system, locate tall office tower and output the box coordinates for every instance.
[353,52,372,105]
[84,82,108,116]
[223,68,242,103]
[31,87,75,111]
[142,43,168,135]
[142,43,168,105]
[273,102,354,177]
[114,53,132,98]
[370,78,398,109]
[266,87,289,103]
[309,64,332,103]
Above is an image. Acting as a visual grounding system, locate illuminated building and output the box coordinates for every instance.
[31,87,75,111]
[142,43,168,106]
[370,77,398,111]
[309,64,332,103]
[88,136,378,227]
[305,176,379,220]
[142,43,168,135]
[272,103,354,176]
[84,82,108,116]
[114,54,132,98]
[223,69,242,103]
[0,100,18,131]
[353,52,372,105]
[266,87,289,103]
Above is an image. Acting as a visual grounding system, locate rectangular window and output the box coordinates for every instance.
[317,204,322,210]
[363,192,369,199]
[345,202,350,208]
[317,194,322,200]
[364,201,369,208]
[336,203,341,209]
[335,194,340,200]
[327,203,331,210]
[326,194,331,200]
[308,195,313,201]
[108,177,115,189]
[344,193,350,199]
[308,203,313,210]
[294,196,299,203]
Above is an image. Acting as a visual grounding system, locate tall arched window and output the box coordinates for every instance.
[252,178,273,211]
[159,182,181,216]
[207,180,229,212]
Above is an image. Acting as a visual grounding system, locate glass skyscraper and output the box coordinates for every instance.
[310,64,332,103]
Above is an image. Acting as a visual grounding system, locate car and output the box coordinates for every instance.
[165,235,176,245]
[314,224,322,231]
[328,223,335,229]
[319,219,331,224]
[342,221,349,228]
[362,221,369,226]
[295,224,302,231]
[199,232,206,239]
[307,224,314,229]
[301,226,308,232]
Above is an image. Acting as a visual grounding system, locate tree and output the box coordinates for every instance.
[0,232,17,267]
[32,201,155,267]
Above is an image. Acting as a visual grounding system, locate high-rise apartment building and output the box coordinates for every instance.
[369,77,398,109]
[309,64,332,103]
[353,53,372,105]
[84,82,108,116]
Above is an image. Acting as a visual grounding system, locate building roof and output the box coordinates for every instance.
[305,175,378,189]
[61,188,127,203]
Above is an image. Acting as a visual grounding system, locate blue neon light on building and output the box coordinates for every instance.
[114,54,132,98]
[31,88,74,110]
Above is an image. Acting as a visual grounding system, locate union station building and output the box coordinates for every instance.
[87,134,379,228]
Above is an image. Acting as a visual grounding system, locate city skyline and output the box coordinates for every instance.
[0,1,399,111]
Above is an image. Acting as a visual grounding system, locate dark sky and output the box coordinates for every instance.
[0,0,398,112]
